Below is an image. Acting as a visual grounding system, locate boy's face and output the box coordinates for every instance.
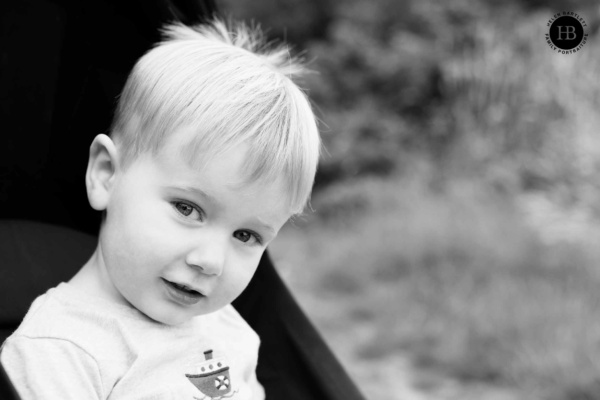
[93,131,291,325]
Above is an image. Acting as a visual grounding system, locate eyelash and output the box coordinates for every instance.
[171,201,263,245]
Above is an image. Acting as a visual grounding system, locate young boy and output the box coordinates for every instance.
[1,19,320,399]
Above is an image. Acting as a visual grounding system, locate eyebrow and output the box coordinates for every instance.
[167,185,216,203]
[165,185,277,235]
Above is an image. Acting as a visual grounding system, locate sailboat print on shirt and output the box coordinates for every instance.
[186,349,238,399]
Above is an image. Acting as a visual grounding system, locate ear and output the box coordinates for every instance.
[85,134,119,211]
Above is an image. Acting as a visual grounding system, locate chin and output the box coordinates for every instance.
[136,300,221,325]
[135,302,191,326]
[149,311,190,326]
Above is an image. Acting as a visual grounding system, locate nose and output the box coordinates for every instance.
[185,234,227,277]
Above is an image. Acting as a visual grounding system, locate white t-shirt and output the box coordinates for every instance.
[1,282,265,400]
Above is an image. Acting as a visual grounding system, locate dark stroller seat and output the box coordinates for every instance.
[0,0,365,399]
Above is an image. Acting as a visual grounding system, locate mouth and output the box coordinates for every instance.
[161,278,205,306]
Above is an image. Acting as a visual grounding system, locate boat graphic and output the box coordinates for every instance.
[186,349,233,399]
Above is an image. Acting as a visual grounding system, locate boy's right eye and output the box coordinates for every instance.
[172,201,203,221]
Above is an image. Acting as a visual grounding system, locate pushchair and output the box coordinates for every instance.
[0,0,365,399]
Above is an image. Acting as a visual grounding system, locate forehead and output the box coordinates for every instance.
[156,126,252,188]
[150,128,292,215]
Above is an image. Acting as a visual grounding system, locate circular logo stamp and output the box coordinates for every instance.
[545,12,588,54]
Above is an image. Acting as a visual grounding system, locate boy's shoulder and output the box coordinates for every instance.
[7,283,143,358]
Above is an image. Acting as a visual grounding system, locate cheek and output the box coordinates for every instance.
[103,202,175,278]
[223,253,262,295]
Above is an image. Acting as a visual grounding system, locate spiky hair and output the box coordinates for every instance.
[110,19,321,215]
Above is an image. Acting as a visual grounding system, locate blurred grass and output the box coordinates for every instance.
[270,174,600,399]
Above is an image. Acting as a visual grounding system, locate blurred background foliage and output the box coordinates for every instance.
[220,0,600,399]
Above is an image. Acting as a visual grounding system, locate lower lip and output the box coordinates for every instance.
[162,279,204,306]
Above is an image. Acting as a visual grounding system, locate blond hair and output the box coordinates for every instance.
[110,19,320,215]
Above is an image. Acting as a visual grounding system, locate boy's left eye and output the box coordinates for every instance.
[234,230,262,245]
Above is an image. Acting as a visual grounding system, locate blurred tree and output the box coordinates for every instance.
[217,0,600,225]
[218,0,333,45]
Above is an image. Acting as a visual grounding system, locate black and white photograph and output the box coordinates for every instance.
[1,0,598,399]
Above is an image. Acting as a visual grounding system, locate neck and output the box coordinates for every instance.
[69,244,130,307]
